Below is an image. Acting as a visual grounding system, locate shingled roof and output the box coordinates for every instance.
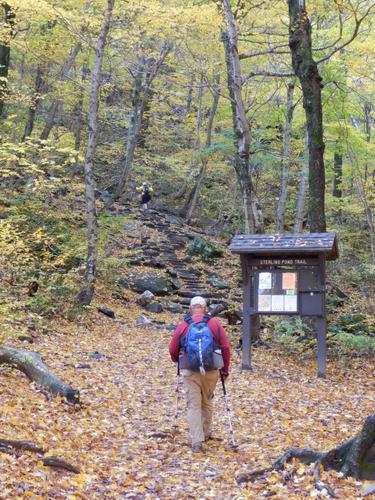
[230,233,338,260]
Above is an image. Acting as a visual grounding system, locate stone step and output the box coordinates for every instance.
[176,290,224,298]
[175,297,224,306]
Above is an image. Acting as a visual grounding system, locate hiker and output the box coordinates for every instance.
[169,296,230,453]
[136,181,153,210]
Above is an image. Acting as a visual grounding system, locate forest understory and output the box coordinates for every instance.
[1,287,373,499]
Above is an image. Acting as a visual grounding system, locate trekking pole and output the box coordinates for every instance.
[172,363,180,431]
[220,372,237,448]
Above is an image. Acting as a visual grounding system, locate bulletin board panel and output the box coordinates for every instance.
[255,270,298,314]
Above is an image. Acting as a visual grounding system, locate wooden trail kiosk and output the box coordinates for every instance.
[230,233,338,377]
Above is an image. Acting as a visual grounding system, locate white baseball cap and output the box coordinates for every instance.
[190,296,207,307]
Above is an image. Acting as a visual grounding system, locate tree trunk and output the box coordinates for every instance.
[294,129,309,233]
[238,412,375,494]
[364,101,372,182]
[185,74,195,115]
[21,65,44,141]
[184,76,220,223]
[275,79,296,232]
[76,0,114,305]
[72,62,89,174]
[0,2,15,117]
[0,345,79,402]
[182,79,204,219]
[137,76,153,149]
[288,0,326,233]
[221,0,263,233]
[333,145,343,198]
[40,42,82,141]
[111,56,145,202]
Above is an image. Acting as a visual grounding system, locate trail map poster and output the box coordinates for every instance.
[257,271,298,313]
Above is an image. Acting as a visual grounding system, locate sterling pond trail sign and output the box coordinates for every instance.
[230,233,338,377]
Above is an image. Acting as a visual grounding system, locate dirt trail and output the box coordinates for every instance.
[0,295,373,498]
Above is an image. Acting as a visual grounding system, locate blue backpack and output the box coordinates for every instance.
[180,314,215,374]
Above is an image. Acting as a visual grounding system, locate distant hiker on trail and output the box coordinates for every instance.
[136,181,153,210]
[169,296,230,453]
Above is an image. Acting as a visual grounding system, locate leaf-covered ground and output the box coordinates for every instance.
[1,286,373,499]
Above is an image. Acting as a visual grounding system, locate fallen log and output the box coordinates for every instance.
[238,412,375,496]
[0,345,79,403]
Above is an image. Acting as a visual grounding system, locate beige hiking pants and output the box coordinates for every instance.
[182,369,219,445]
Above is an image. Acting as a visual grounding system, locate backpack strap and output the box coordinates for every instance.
[206,313,221,349]
[179,314,193,348]
[202,313,211,324]
[183,314,193,325]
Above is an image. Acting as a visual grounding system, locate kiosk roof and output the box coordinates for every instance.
[230,233,338,260]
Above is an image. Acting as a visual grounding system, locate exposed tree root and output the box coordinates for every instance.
[237,412,375,496]
[0,344,79,403]
[0,439,45,454]
[0,438,80,473]
[42,456,80,473]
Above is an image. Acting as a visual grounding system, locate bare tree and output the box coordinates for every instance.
[21,64,45,141]
[76,0,115,305]
[40,42,82,141]
[111,42,172,203]
[275,79,296,231]
[294,128,309,233]
[221,0,263,234]
[184,74,220,223]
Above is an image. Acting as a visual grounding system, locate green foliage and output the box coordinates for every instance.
[346,263,375,291]
[329,307,375,337]
[187,236,223,261]
[274,317,312,340]
[331,332,375,357]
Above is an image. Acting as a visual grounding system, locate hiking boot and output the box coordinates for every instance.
[192,442,203,453]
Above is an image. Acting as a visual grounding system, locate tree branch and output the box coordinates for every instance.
[317,3,375,64]
[239,47,290,59]
[243,71,295,83]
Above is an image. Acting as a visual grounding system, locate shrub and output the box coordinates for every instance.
[187,236,223,261]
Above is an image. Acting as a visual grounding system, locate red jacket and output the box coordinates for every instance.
[169,314,230,374]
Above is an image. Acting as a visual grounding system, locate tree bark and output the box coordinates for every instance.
[40,42,82,141]
[0,345,79,402]
[364,101,372,182]
[238,412,375,494]
[275,79,296,232]
[72,62,89,174]
[0,2,15,117]
[333,145,343,198]
[21,65,44,141]
[221,0,263,234]
[288,0,326,233]
[76,0,114,305]
[184,75,220,224]
[182,78,204,219]
[185,74,195,115]
[294,128,309,233]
